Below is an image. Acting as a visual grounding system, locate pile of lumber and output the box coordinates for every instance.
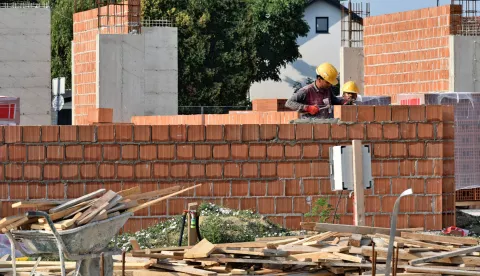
[131,223,480,276]
[0,184,200,232]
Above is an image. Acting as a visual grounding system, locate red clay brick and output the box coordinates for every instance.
[65,145,83,161]
[7,183,24,199]
[213,144,229,160]
[8,145,26,161]
[139,145,157,160]
[400,160,415,176]
[224,163,240,178]
[0,145,5,162]
[374,106,392,122]
[285,216,302,230]
[313,124,330,139]
[28,146,45,161]
[194,144,211,159]
[426,178,442,194]
[242,163,258,178]
[85,183,104,194]
[0,165,4,181]
[78,126,95,142]
[278,125,295,140]
[383,161,399,176]
[260,163,276,177]
[391,106,409,121]
[206,163,223,178]
[357,106,375,122]
[96,125,114,142]
[213,181,230,196]
[374,178,390,194]
[242,125,259,141]
[365,196,381,213]
[408,142,425,157]
[151,126,169,141]
[417,160,434,176]
[206,125,224,141]
[42,126,59,142]
[295,162,311,177]
[312,161,329,177]
[367,124,382,140]
[426,143,443,157]
[24,164,41,180]
[43,164,60,180]
[231,181,249,196]
[374,143,390,158]
[122,145,138,160]
[334,105,357,122]
[418,123,434,139]
[331,124,347,140]
[426,106,443,122]
[60,126,77,142]
[168,198,186,216]
[103,145,120,161]
[117,164,134,179]
[443,141,454,157]
[135,163,152,179]
[153,163,169,178]
[302,144,320,159]
[268,180,285,196]
[260,125,277,140]
[285,179,301,196]
[441,159,454,176]
[240,197,257,211]
[84,145,101,161]
[267,145,284,159]
[426,214,442,230]
[222,198,239,209]
[391,143,407,158]
[170,163,187,178]
[225,125,241,141]
[371,161,382,177]
[99,164,115,179]
[258,197,275,214]
[80,164,97,179]
[62,164,79,180]
[187,125,205,141]
[303,179,319,195]
[116,125,133,142]
[47,183,65,199]
[276,197,292,213]
[156,145,173,160]
[409,106,426,121]
[277,163,294,178]
[296,124,313,140]
[442,177,455,193]
[383,124,399,140]
[400,123,417,139]
[22,126,41,142]
[29,183,47,199]
[249,144,266,160]
[348,124,365,139]
[4,127,21,143]
[285,145,301,159]
[231,144,248,159]
[134,126,151,142]
[416,196,433,212]
[0,127,3,143]
[250,181,267,196]
[195,182,212,196]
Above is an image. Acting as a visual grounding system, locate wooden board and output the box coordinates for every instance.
[405,266,480,276]
[255,235,310,242]
[184,239,216,259]
[151,263,216,276]
[124,186,182,201]
[39,201,92,222]
[0,215,25,229]
[348,234,362,247]
[49,189,106,213]
[12,201,65,208]
[266,238,299,249]
[117,186,141,197]
[409,244,480,265]
[77,190,117,224]
[1,216,29,232]
[314,223,405,236]
[331,252,363,263]
[91,209,108,222]
[195,257,317,266]
[288,252,337,261]
[375,234,455,251]
[352,140,365,226]
[401,232,478,246]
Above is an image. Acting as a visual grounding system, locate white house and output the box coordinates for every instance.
[249,0,363,100]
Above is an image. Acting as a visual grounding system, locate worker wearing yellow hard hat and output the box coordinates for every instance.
[285,62,342,118]
[341,81,359,105]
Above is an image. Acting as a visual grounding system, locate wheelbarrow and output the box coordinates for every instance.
[4,211,132,276]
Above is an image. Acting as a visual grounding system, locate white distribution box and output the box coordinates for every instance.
[329,145,373,191]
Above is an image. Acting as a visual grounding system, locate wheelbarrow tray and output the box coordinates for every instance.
[10,212,132,256]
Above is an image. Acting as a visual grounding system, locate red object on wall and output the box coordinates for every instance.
[0,96,20,125]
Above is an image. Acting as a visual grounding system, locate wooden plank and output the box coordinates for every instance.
[255,235,310,242]
[91,209,108,222]
[54,212,82,230]
[331,252,362,263]
[409,244,480,265]
[300,222,316,230]
[401,232,478,246]
[352,140,365,226]
[12,201,65,208]
[130,238,141,251]
[1,216,29,232]
[375,234,455,252]
[132,242,267,254]
[287,232,329,246]
[405,266,480,276]
[216,249,266,256]
[128,184,202,213]
[117,186,141,197]
[77,190,117,225]
[278,245,349,254]
[125,186,182,201]
[266,238,299,249]
[348,234,362,247]
[184,239,216,259]
[0,215,24,229]
[230,269,246,275]
[314,223,404,236]
[151,263,216,276]
[105,195,123,211]
[288,252,338,261]
[204,267,228,273]
[39,201,92,222]
[49,189,106,213]
[194,257,317,266]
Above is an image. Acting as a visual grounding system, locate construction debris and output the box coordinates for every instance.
[128,225,480,276]
[0,184,200,232]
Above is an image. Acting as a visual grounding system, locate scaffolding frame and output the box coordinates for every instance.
[341,1,370,48]
[451,0,480,36]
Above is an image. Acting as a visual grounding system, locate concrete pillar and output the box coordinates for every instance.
[340,47,364,95]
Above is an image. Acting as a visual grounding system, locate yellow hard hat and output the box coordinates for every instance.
[342,81,359,94]
[316,63,339,86]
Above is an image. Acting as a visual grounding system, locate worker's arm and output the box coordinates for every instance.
[285,88,308,111]
[330,89,343,105]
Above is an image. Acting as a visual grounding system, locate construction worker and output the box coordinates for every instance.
[341,81,359,105]
[285,62,342,119]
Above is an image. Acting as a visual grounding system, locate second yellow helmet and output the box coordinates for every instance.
[342,81,359,94]
[316,63,339,86]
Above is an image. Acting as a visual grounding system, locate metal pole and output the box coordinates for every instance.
[56,78,60,125]
[348,0,352,47]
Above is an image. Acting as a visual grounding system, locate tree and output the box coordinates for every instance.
[51,0,74,88]
[143,0,309,107]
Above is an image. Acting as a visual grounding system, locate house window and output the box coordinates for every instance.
[316,17,329,33]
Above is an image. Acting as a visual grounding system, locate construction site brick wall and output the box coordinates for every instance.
[72,5,132,125]
[363,5,462,102]
[0,105,454,233]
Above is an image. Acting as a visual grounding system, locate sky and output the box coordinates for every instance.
[349,0,453,16]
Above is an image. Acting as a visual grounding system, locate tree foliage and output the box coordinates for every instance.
[51,0,74,88]
[143,0,309,107]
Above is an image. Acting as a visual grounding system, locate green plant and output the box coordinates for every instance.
[304,198,339,223]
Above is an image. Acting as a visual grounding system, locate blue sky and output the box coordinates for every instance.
[350,0,452,16]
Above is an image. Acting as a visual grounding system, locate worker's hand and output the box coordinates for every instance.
[304,105,320,115]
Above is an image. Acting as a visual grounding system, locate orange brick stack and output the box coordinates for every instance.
[0,105,454,233]
[363,5,462,102]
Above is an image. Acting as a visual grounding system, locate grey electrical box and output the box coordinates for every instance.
[329,145,373,191]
